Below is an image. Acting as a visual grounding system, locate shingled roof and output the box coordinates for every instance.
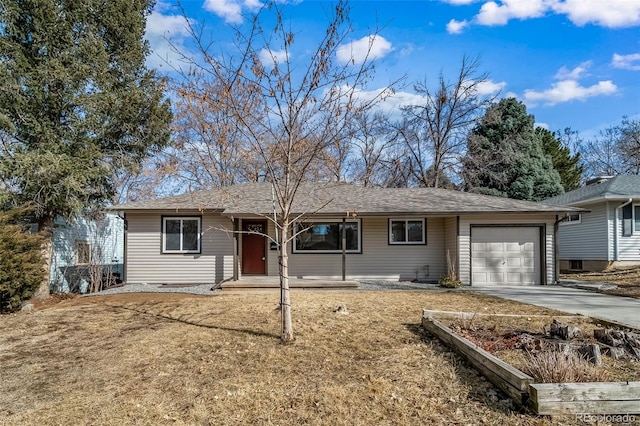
[544,175,640,206]
[114,181,578,216]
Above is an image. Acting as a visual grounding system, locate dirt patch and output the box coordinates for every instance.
[1,290,580,425]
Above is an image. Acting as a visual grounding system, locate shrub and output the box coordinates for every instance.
[438,276,462,288]
[439,249,462,288]
[0,210,44,313]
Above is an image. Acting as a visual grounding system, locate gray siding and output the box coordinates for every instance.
[125,212,234,284]
[458,214,556,286]
[557,202,609,260]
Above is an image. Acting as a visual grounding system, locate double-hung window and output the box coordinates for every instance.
[294,220,361,253]
[162,217,201,254]
[389,218,426,244]
[622,204,633,237]
[623,204,640,237]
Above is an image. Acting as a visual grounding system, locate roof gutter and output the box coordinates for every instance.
[614,198,633,262]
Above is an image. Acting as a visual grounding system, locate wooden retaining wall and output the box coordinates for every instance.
[421,315,534,408]
[530,382,640,415]
[421,310,640,415]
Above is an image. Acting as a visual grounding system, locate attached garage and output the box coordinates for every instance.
[471,226,543,285]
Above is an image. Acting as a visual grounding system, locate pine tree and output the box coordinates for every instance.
[536,127,583,191]
[462,98,563,201]
[0,0,172,299]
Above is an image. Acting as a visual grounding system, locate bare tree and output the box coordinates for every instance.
[349,112,398,187]
[398,55,497,188]
[580,117,640,178]
[179,0,396,342]
[167,76,269,190]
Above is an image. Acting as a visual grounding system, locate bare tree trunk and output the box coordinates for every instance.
[279,226,293,343]
[31,216,53,301]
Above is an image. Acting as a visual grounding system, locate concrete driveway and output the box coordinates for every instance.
[468,284,640,330]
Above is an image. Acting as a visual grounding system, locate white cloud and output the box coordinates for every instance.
[203,0,262,24]
[551,0,640,28]
[476,0,550,26]
[145,3,194,69]
[336,35,393,65]
[554,60,592,80]
[446,19,470,34]
[523,79,618,106]
[476,79,507,94]
[259,49,288,67]
[535,122,549,129]
[398,45,415,57]
[454,0,640,29]
[612,53,640,71]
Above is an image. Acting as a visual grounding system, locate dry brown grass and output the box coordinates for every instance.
[522,351,609,384]
[562,267,640,299]
[1,290,589,425]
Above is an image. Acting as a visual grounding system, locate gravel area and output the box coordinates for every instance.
[88,283,221,296]
[87,279,444,297]
[357,280,442,291]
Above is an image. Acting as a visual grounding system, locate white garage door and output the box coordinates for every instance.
[471,227,540,285]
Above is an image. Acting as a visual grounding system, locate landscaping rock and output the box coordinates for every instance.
[550,319,581,340]
[334,304,349,315]
[20,303,34,312]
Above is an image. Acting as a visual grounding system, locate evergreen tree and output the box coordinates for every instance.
[536,127,583,191]
[462,98,563,201]
[0,208,44,313]
[0,0,172,298]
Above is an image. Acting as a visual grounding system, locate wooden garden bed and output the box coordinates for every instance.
[421,311,640,415]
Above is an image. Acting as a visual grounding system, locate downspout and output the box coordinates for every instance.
[614,198,633,262]
[554,215,569,285]
[122,212,127,283]
[232,217,239,281]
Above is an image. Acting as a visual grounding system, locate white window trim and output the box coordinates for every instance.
[162,216,202,254]
[293,219,362,254]
[388,218,426,245]
[559,213,581,226]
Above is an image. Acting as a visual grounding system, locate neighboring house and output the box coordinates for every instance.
[49,213,125,293]
[114,182,577,287]
[544,175,640,272]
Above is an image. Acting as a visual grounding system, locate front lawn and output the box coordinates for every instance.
[1,290,580,425]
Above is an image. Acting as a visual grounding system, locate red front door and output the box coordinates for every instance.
[242,220,267,275]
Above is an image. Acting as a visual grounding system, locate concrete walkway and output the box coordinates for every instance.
[468,285,640,330]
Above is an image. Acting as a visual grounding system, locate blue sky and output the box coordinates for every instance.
[146,0,640,139]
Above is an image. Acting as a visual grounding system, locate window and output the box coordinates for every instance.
[560,213,581,225]
[162,217,201,253]
[389,219,426,244]
[294,220,361,253]
[622,204,633,237]
[75,240,91,264]
[636,206,640,233]
[569,260,583,270]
